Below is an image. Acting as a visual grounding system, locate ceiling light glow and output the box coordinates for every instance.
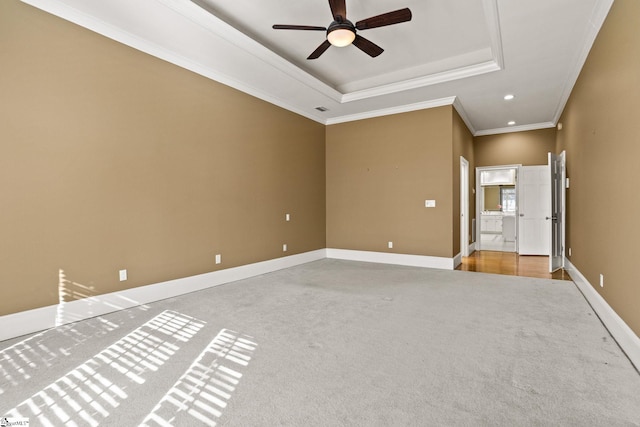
[504,94,515,100]
[327,28,356,47]
[508,121,516,126]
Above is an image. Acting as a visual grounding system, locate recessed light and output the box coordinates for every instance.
[508,121,516,126]
[504,94,515,100]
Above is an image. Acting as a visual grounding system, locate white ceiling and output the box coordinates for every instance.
[22,0,613,135]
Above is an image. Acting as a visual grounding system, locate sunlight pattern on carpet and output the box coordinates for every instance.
[141,329,257,427]
[5,310,204,426]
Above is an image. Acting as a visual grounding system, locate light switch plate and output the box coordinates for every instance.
[425,200,436,208]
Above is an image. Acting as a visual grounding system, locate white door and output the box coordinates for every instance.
[518,166,550,255]
[460,157,469,257]
[549,151,566,272]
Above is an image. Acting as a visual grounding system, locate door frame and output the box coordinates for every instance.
[475,164,521,251]
[548,151,567,272]
[460,156,470,257]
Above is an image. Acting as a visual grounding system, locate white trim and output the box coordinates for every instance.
[460,156,470,258]
[339,0,503,104]
[341,61,501,103]
[453,252,463,269]
[158,0,344,103]
[565,258,640,372]
[20,0,505,128]
[326,97,456,125]
[482,0,505,71]
[452,97,477,136]
[20,0,330,125]
[475,164,521,249]
[551,0,614,124]
[474,121,556,136]
[0,249,326,342]
[326,248,455,270]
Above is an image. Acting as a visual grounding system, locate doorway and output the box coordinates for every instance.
[475,165,519,252]
[460,157,470,257]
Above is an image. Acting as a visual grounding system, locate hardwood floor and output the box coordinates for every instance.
[457,250,572,281]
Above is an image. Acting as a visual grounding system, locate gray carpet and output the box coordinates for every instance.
[1,259,639,426]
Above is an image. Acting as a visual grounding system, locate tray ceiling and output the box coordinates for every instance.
[22,0,614,135]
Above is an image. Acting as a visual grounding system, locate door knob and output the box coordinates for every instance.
[519,213,524,217]
[545,216,558,220]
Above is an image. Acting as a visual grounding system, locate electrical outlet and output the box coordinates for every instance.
[215,254,221,264]
[285,213,290,221]
[388,241,393,249]
[568,248,572,256]
[119,269,127,281]
[425,200,436,208]
[283,244,287,252]
[599,274,604,288]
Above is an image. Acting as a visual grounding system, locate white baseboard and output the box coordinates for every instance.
[565,258,640,371]
[9,248,635,375]
[326,248,455,270]
[453,252,462,268]
[0,249,326,342]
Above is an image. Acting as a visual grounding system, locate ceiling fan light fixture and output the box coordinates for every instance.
[327,21,356,47]
[272,2,412,59]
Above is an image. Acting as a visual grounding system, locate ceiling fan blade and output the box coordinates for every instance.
[355,8,412,30]
[308,40,332,60]
[329,0,347,21]
[352,35,383,57]
[273,24,327,31]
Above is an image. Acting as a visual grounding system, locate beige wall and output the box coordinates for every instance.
[326,107,457,258]
[9,0,636,340]
[452,109,475,253]
[0,1,326,315]
[556,0,640,335]
[474,128,557,167]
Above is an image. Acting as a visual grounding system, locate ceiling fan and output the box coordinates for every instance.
[272,0,412,60]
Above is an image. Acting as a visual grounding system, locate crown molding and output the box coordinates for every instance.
[342,61,500,103]
[452,97,477,135]
[474,121,555,136]
[21,0,602,133]
[341,0,504,103]
[21,0,332,124]
[483,0,505,70]
[552,0,614,123]
[170,0,345,103]
[326,97,457,125]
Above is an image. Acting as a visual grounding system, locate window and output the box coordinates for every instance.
[500,187,516,212]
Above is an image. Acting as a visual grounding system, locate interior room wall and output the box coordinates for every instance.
[326,107,455,258]
[556,0,640,335]
[452,109,475,253]
[0,0,326,316]
[474,128,557,167]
